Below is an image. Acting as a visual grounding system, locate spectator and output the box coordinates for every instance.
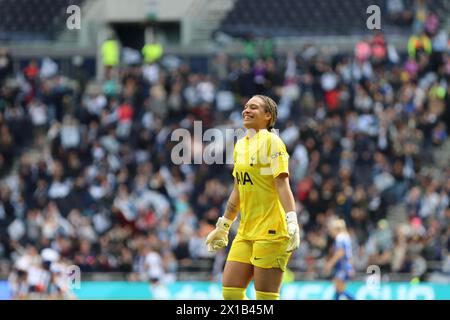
[408,32,432,59]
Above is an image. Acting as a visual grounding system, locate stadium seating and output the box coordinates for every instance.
[218,0,448,37]
[0,0,85,41]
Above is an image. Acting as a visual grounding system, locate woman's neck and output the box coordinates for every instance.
[246,127,265,138]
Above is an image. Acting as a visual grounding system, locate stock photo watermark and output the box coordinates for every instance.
[366,265,381,291]
[362,265,434,299]
[66,5,81,30]
[367,5,382,30]
[66,264,81,290]
[170,122,285,176]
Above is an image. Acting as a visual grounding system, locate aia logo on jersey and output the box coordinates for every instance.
[236,171,253,185]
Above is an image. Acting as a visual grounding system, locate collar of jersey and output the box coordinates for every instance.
[245,129,268,141]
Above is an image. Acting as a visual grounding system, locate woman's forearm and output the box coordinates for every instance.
[223,179,240,220]
[275,173,296,213]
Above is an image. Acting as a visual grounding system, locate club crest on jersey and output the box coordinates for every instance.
[236,171,253,185]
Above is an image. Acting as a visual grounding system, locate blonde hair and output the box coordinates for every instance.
[329,219,347,232]
[254,95,278,130]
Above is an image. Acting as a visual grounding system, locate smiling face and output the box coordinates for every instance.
[242,96,273,130]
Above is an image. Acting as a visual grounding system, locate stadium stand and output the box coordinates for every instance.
[0,0,85,41]
[0,0,449,299]
[218,0,449,37]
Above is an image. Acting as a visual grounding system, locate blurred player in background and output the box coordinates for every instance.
[324,219,355,300]
[205,95,300,300]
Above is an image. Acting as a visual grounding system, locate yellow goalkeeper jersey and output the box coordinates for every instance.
[232,129,290,240]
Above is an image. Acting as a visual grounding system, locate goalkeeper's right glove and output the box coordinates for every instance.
[205,216,234,252]
[286,211,300,252]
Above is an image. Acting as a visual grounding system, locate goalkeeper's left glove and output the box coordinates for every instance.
[286,211,300,252]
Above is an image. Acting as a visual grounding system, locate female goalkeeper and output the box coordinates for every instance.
[205,95,300,300]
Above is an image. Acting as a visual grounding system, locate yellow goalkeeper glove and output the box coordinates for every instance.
[205,216,234,252]
[286,211,300,252]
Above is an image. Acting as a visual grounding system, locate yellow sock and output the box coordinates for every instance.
[222,287,248,300]
[256,290,280,300]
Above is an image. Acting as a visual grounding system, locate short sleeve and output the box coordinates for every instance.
[232,142,237,177]
[269,135,289,178]
[335,234,347,250]
[335,239,345,250]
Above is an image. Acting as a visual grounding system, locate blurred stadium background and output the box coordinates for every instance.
[0,0,449,299]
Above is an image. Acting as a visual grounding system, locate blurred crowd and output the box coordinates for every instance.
[1,8,450,298]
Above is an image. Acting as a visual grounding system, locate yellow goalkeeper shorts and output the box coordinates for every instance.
[227,235,292,271]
